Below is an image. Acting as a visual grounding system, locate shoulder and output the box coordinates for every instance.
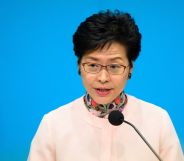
[42,96,84,124]
[127,94,168,115]
[125,94,175,135]
[125,94,172,127]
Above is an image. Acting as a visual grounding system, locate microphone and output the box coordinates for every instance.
[108,110,163,161]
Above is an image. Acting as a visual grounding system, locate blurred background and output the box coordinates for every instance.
[1,0,184,160]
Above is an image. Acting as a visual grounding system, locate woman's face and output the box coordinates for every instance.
[80,42,133,104]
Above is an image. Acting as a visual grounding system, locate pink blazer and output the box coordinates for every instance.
[28,95,184,161]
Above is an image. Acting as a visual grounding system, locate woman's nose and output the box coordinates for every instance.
[97,68,110,83]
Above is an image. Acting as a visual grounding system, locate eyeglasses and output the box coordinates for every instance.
[82,62,129,75]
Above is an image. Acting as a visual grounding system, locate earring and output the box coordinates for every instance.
[78,69,81,75]
[128,73,132,79]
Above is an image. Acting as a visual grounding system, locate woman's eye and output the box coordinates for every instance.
[89,64,98,67]
[110,64,120,69]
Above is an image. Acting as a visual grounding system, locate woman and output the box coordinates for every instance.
[28,10,183,161]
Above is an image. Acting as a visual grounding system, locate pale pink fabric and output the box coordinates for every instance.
[28,95,184,161]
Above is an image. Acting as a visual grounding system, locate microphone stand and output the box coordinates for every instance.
[124,120,163,161]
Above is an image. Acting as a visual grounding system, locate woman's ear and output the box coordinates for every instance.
[78,65,81,75]
[77,58,82,75]
[128,73,132,79]
[128,62,134,79]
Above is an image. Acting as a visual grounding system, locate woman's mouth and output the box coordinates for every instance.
[95,88,112,97]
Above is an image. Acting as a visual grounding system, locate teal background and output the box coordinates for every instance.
[1,0,184,160]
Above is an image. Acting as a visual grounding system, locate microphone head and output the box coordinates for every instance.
[108,110,124,126]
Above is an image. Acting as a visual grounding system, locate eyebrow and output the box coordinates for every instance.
[84,56,125,62]
[84,56,99,61]
[109,57,124,61]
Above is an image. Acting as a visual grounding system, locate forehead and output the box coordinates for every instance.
[83,42,128,61]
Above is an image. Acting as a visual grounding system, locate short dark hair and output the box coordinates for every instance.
[73,9,142,67]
